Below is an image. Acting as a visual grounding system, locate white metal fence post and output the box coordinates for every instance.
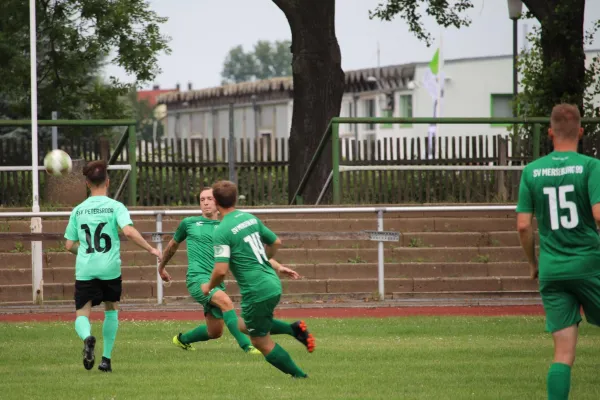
[156,213,164,305]
[29,0,43,304]
[377,210,385,300]
[31,218,43,303]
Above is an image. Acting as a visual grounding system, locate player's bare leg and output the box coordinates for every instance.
[75,300,95,370]
[548,325,578,400]
[251,334,307,378]
[98,301,119,372]
[205,313,224,339]
[210,291,259,354]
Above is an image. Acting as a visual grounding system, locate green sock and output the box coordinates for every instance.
[270,319,294,335]
[102,310,119,359]
[548,363,571,400]
[223,310,252,351]
[75,316,91,341]
[180,325,210,344]
[265,343,307,378]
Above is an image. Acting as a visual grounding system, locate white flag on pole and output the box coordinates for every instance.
[422,40,444,159]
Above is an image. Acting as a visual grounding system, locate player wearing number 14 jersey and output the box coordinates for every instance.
[516,104,600,400]
[203,180,315,378]
[64,160,161,372]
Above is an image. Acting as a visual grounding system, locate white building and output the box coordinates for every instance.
[158,51,600,160]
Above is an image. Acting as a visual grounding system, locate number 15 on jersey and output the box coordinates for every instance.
[543,185,579,230]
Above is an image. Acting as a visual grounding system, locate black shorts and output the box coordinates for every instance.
[74,276,122,310]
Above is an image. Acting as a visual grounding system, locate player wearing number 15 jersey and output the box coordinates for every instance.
[516,104,600,400]
[64,160,161,372]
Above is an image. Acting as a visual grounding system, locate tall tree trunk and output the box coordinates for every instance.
[272,0,345,204]
[524,0,586,112]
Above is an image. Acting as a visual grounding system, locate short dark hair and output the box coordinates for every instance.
[83,160,108,186]
[199,187,213,199]
[212,180,237,208]
[551,104,581,139]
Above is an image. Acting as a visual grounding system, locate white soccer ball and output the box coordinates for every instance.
[43,149,73,177]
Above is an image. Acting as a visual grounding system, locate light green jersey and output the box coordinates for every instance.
[64,196,133,281]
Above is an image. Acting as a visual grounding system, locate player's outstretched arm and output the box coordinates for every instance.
[264,237,282,259]
[157,239,180,282]
[65,240,79,255]
[517,212,538,279]
[122,225,162,261]
[269,258,301,279]
[159,239,180,268]
[202,262,229,295]
[592,204,600,229]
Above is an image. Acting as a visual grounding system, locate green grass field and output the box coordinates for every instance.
[1,316,599,400]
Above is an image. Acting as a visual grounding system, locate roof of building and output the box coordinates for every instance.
[158,48,600,107]
[158,64,416,106]
[138,88,178,107]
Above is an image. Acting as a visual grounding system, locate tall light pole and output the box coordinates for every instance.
[507,0,523,117]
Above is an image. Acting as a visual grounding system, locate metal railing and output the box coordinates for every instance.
[0,205,517,305]
[291,116,600,205]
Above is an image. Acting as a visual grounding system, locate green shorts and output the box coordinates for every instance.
[186,280,226,319]
[241,295,281,337]
[540,275,600,333]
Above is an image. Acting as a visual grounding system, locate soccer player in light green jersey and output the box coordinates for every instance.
[158,187,261,354]
[64,160,162,372]
[516,104,600,400]
[203,180,315,379]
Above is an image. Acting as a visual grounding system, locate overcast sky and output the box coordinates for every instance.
[104,0,600,90]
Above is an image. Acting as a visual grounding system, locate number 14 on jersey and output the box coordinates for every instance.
[244,232,269,263]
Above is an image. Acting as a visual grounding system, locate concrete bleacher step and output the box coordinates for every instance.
[0,246,529,270]
[0,216,525,234]
[0,230,530,253]
[1,262,532,285]
[0,207,538,306]
[0,276,540,303]
[0,231,527,253]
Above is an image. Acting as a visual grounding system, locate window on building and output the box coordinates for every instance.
[341,102,354,137]
[490,94,514,127]
[364,98,376,130]
[381,109,393,129]
[399,94,413,127]
[491,94,514,119]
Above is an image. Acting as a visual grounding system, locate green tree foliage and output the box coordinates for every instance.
[221,40,292,84]
[125,89,164,142]
[369,0,474,46]
[0,0,170,125]
[516,20,600,151]
[369,0,592,123]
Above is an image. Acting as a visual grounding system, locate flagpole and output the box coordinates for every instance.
[432,33,444,159]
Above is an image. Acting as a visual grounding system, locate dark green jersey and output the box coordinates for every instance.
[516,151,600,280]
[173,216,220,281]
[213,210,281,305]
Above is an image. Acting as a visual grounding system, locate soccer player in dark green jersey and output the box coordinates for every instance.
[64,160,162,372]
[516,104,600,400]
[203,180,315,378]
[159,187,261,354]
